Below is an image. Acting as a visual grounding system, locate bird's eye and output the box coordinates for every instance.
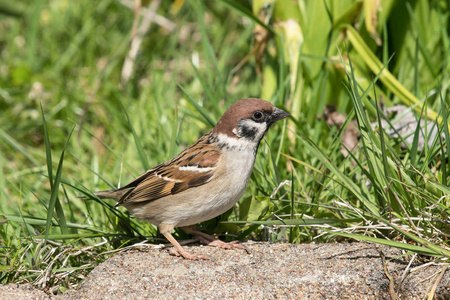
[252,111,263,121]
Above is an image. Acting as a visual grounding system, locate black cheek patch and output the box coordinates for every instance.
[239,125,258,140]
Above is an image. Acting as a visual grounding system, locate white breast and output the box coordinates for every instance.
[173,138,257,227]
[129,134,259,228]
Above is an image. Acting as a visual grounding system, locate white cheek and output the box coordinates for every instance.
[239,119,267,141]
[253,122,267,140]
[248,119,267,131]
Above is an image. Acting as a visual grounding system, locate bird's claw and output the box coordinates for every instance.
[198,237,250,254]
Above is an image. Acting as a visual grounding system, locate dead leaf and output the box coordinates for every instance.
[320,105,360,157]
[230,4,272,79]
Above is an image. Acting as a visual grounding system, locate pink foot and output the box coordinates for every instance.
[180,226,250,254]
[197,237,250,253]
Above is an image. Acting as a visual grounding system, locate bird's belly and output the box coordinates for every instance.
[127,179,248,227]
[127,148,256,227]
[176,149,255,226]
[174,182,246,227]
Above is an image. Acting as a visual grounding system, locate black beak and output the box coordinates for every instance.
[270,107,291,123]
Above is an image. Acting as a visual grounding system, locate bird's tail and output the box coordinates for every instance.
[77,189,131,202]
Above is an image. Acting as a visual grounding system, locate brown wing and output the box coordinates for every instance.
[117,134,220,205]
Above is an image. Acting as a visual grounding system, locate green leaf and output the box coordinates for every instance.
[330,232,440,256]
[44,126,74,242]
[40,104,53,188]
[410,99,427,166]
[120,100,150,171]
[384,222,450,258]
[0,128,38,166]
[226,218,362,226]
[344,25,441,124]
[218,0,276,35]
[179,84,216,126]
[4,214,107,234]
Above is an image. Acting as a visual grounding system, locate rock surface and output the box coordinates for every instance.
[1,242,449,299]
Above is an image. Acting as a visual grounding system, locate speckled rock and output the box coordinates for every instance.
[0,283,51,300]
[2,242,449,299]
[61,242,449,299]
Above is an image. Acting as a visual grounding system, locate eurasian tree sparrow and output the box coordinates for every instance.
[87,98,290,260]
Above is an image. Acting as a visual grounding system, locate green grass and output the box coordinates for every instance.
[1,0,449,293]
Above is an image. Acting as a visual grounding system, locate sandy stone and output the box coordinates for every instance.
[2,242,449,299]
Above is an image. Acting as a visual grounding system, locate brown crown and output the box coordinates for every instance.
[212,98,275,137]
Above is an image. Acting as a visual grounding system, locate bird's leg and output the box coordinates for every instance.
[159,224,209,260]
[181,225,250,253]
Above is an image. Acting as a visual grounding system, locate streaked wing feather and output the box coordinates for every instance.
[118,135,219,205]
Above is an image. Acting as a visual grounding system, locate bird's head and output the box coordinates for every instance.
[213,98,290,146]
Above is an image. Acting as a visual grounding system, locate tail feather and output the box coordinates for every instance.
[77,189,131,202]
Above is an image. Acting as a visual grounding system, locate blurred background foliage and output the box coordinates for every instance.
[0,0,449,291]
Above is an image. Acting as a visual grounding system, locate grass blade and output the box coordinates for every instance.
[0,128,39,166]
[44,126,74,241]
[217,0,276,35]
[410,100,427,167]
[120,100,150,171]
[226,218,362,226]
[439,88,449,187]
[385,222,450,258]
[41,104,53,187]
[344,25,441,124]
[179,84,216,126]
[169,105,179,158]
[330,232,440,256]
[54,193,68,235]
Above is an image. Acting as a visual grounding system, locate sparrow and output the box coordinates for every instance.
[87,98,290,260]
